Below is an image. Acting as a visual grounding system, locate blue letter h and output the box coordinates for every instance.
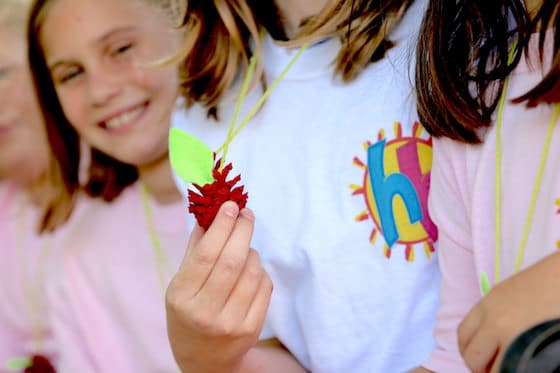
[368,140,422,247]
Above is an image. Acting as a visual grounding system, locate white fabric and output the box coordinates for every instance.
[171,1,439,371]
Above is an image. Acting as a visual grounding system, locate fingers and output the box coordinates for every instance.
[489,349,505,373]
[198,208,256,311]
[177,201,240,297]
[223,249,266,323]
[244,269,273,333]
[459,314,500,373]
[458,306,483,355]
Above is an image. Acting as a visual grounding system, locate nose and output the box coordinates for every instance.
[87,66,122,107]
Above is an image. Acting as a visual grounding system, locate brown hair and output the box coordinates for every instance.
[290,0,415,81]
[173,0,262,111]
[176,0,416,112]
[28,0,138,231]
[416,0,559,144]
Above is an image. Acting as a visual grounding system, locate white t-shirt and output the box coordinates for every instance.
[172,0,439,371]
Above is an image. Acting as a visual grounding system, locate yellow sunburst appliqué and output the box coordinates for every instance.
[350,122,437,262]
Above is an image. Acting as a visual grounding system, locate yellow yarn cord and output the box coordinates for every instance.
[140,184,174,297]
[215,42,310,165]
[495,94,560,281]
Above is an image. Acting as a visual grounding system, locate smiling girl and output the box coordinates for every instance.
[26,0,188,371]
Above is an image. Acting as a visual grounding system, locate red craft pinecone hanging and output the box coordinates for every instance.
[24,355,56,373]
[188,160,248,230]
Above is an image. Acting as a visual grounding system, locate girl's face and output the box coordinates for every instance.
[0,28,49,183]
[40,0,182,167]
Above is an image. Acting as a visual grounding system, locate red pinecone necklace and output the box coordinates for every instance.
[170,42,308,229]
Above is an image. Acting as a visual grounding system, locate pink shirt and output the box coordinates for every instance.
[423,35,558,372]
[47,184,188,373]
[0,182,57,367]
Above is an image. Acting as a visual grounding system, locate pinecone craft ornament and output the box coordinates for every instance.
[7,354,56,373]
[169,128,249,230]
[25,355,56,373]
[188,159,248,230]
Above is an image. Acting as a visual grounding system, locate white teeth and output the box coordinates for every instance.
[105,106,143,129]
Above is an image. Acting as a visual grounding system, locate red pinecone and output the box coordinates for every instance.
[24,355,56,373]
[188,160,248,230]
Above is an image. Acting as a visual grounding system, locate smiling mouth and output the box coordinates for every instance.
[99,102,149,133]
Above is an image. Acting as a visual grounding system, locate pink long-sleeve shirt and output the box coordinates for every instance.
[423,35,558,372]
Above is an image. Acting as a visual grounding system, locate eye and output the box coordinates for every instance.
[111,42,134,57]
[56,66,83,84]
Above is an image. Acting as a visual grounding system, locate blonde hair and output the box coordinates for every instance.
[172,0,262,112]
[175,0,415,111]
[291,0,415,81]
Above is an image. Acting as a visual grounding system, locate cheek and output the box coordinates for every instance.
[1,76,39,124]
[55,86,87,129]
[133,63,179,104]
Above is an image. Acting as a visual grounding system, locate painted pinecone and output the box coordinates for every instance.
[24,355,56,373]
[188,161,248,230]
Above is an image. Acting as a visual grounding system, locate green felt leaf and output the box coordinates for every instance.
[169,128,214,186]
[6,357,32,371]
[480,272,491,296]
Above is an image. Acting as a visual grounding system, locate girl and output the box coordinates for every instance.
[415,0,560,371]
[27,0,188,371]
[167,0,440,372]
[0,0,64,369]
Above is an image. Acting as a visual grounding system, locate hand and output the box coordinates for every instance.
[458,252,560,373]
[166,201,273,373]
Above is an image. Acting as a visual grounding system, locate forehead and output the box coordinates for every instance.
[0,30,25,64]
[40,0,164,53]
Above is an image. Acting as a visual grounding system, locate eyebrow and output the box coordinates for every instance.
[47,26,137,71]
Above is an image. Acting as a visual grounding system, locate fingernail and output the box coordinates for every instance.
[240,208,254,221]
[222,201,239,217]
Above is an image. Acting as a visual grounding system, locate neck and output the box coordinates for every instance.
[274,0,330,38]
[138,155,182,205]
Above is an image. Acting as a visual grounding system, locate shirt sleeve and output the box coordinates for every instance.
[421,138,481,373]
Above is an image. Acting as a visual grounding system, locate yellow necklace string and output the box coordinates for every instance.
[139,183,174,298]
[216,41,310,167]
[493,89,560,288]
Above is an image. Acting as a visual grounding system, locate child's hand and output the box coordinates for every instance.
[458,252,560,373]
[166,201,273,373]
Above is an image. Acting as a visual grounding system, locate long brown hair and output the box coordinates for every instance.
[28,0,138,231]
[174,0,261,112]
[176,0,417,112]
[290,0,415,81]
[416,0,559,144]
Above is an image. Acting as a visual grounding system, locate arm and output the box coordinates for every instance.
[420,138,480,373]
[237,340,307,373]
[459,251,560,373]
[166,202,305,373]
